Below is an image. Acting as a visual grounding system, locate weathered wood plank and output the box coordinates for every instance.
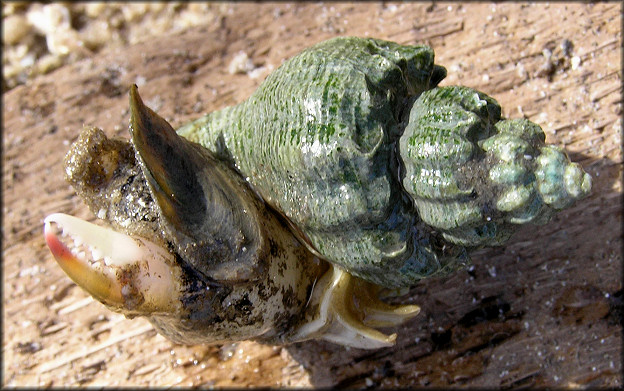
[3,2,621,387]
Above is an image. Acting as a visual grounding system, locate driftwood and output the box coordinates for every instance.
[2,3,621,387]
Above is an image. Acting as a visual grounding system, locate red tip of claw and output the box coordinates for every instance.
[43,220,124,306]
[43,213,183,314]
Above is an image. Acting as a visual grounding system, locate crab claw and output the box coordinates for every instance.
[44,213,183,315]
[291,265,421,349]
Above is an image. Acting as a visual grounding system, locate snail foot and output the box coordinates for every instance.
[290,265,420,349]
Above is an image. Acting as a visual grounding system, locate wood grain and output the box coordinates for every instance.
[3,2,621,387]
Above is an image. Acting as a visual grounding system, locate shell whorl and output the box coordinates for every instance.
[400,86,591,247]
[178,37,591,288]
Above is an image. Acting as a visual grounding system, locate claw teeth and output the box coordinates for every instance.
[45,214,110,269]
[91,248,103,261]
[44,213,183,314]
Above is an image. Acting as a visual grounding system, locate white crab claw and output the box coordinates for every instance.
[44,213,183,314]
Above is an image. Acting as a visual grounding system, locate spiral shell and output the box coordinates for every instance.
[44,37,591,349]
[178,37,591,287]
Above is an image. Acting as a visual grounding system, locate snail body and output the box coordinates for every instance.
[44,37,590,349]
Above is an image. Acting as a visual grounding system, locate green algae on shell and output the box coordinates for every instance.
[178,37,591,287]
[44,36,591,349]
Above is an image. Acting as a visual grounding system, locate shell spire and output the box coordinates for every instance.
[400,86,592,247]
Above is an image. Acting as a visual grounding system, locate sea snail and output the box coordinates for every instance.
[44,37,591,349]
